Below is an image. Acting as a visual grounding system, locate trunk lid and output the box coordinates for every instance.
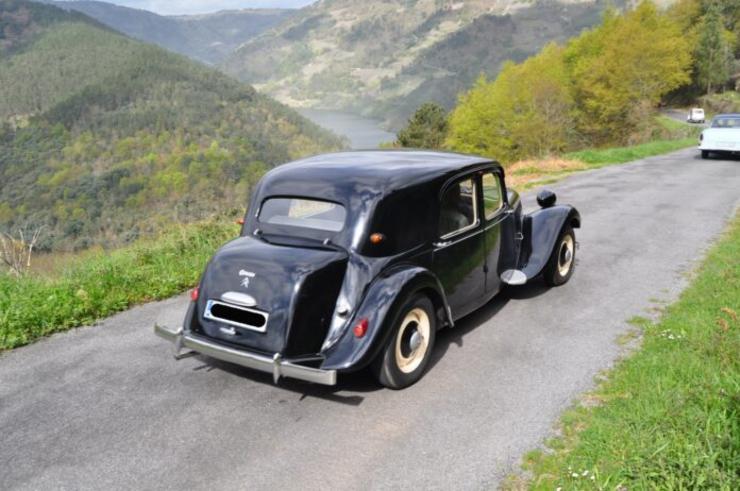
[195,235,348,355]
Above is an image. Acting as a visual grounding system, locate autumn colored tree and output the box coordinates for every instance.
[565,2,692,143]
[396,102,448,149]
[446,43,574,162]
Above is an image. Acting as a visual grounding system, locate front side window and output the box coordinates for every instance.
[482,172,503,219]
[439,177,477,238]
[259,198,346,232]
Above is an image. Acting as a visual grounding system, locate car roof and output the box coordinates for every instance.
[261,150,498,193]
[713,113,740,118]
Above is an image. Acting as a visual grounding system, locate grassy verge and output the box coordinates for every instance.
[566,137,697,167]
[509,136,698,191]
[508,215,739,489]
[0,221,236,351]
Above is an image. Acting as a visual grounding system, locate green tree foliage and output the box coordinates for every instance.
[447,43,574,162]
[447,2,693,162]
[396,102,448,149]
[695,3,734,94]
[566,2,691,143]
[0,1,343,251]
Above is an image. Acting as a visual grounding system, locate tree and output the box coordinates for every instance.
[0,228,42,277]
[565,1,692,143]
[695,3,733,94]
[446,43,574,163]
[396,102,449,149]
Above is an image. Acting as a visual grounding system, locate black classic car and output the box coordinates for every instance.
[155,151,580,389]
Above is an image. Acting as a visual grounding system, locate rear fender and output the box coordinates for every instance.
[520,205,580,279]
[321,266,451,372]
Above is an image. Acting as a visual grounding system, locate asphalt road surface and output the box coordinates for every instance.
[1,148,738,490]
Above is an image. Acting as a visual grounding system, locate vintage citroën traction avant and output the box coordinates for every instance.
[156,150,580,389]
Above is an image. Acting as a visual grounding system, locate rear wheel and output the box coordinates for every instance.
[543,226,576,286]
[372,294,436,389]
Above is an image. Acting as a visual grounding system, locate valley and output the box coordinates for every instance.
[43,0,294,64]
[0,0,343,251]
[223,0,626,128]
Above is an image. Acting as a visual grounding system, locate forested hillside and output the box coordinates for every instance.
[222,0,624,128]
[0,0,343,251]
[393,0,737,164]
[46,1,294,64]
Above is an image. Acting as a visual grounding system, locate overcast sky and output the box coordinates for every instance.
[58,1,317,15]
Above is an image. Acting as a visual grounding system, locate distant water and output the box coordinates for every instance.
[298,109,396,149]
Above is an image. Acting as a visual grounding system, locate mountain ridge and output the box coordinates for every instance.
[42,0,296,63]
[0,0,343,250]
[221,0,627,127]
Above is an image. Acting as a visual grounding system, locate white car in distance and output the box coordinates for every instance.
[687,107,705,123]
[699,114,740,159]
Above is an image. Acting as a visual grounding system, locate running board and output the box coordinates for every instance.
[501,269,527,285]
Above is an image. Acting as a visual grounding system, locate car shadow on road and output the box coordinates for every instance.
[695,152,740,161]
[191,355,369,406]
[190,280,553,405]
[425,280,551,373]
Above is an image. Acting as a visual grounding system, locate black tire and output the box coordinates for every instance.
[372,294,436,389]
[543,226,576,287]
[701,150,709,159]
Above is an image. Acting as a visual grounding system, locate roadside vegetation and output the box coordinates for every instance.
[396,1,738,165]
[506,215,739,489]
[0,221,235,350]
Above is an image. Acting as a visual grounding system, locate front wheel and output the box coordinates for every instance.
[543,226,576,286]
[372,294,436,389]
[701,150,709,159]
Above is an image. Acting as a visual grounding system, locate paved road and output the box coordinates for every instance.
[1,148,738,490]
[662,108,707,128]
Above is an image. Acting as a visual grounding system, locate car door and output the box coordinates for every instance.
[431,173,486,319]
[481,170,507,294]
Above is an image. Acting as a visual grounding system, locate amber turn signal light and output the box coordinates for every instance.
[236,218,245,225]
[190,287,199,302]
[353,318,369,338]
[369,233,385,245]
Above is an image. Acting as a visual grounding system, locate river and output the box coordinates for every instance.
[298,109,396,149]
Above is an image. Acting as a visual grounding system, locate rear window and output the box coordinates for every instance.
[711,117,740,128]
[259,198,346,232]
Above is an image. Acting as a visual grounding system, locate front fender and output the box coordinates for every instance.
[520,205,580,279]
[321,266,451,372]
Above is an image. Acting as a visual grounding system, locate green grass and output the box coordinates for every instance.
[512,216,740,490]
[0,221,236,351]
[566,137,697,167]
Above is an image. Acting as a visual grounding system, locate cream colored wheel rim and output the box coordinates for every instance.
[394,307,431,374]
[558,234,574,277]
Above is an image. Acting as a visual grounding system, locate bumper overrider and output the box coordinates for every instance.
[154,325,337,386]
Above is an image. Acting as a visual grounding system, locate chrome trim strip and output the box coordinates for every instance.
[204,299,268,333]
[221,291,257,307]
[153,325,337,386]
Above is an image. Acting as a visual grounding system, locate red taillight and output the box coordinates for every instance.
[353,318,369,338]
[190,287,199,302]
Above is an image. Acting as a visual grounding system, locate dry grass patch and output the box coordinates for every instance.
[506,158,588,188]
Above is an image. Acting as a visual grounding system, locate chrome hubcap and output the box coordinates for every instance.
[558,235,574,277]
[395,308,430,374]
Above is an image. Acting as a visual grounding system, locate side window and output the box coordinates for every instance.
[439,177,478,238]
[482,172,503,219]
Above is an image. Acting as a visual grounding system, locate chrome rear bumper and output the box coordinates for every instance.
[154,325,337,386]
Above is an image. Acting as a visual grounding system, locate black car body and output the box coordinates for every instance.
[156,150,580,388]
